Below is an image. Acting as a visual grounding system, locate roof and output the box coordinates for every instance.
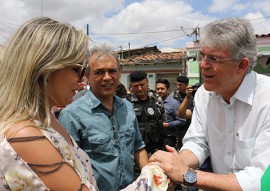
[256,33,270,38]
[133,52,185,61]
[120,51,186,65]
[159,47,185,53]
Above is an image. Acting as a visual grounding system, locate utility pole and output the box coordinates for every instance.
[181,55,187,76]
[119,45,123,59]
[86,24,89,36]
[41,0,43,16]
[128,42,130,58]
[189,26,200,42]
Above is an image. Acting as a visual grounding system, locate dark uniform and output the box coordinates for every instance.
[127,71,165,154]
[126,90,164,154]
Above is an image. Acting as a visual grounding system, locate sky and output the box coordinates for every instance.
[0,0,270,51]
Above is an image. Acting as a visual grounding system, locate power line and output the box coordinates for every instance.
[89,28,193,36]
[113,33,188,51]
[145,34,188,47]
[0,14,269,36]
[0,20,18,29]
[87,15,270,37]
[0,30,10,40]
[250,15,270,21]
[0,14,268,49]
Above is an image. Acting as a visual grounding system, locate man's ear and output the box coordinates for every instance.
[238,57,250,74]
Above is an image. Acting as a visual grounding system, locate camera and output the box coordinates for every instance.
[191,83,201,97]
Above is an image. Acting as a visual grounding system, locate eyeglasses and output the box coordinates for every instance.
[197,52,233,67]
[73,63,87,81]
[79,65,87,81]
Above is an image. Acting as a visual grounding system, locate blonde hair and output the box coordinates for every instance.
[0,17,89,133]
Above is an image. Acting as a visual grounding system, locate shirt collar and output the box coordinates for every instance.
[86,89,123,110]
[232,71,255,105]
[210,71,256,105]
[130,89,155,101]
[164,94,173,103]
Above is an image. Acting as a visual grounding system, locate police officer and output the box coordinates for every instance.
[126,71,165,155]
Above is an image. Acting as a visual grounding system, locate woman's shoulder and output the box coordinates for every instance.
[0,120,50,190]
[1,120,97,191]
[5,120,43,139]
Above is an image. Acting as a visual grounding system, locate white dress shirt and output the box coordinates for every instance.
[182,71,270,191]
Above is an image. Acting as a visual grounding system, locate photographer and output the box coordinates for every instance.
[178,83,200,119]
[178,86,193,120]
[172,76,194,150]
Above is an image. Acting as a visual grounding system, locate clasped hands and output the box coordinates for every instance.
[149,145,189,185]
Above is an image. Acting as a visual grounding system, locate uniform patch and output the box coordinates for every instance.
[147,107,155,115]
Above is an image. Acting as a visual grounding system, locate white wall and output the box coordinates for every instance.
[146,73,157,90]
[119,72,157,91]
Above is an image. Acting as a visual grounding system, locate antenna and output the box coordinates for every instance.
[190,26,200,41]
[181,26,189,37]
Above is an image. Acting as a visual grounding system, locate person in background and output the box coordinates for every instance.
[171,76,194,150]
[171,76,193,106]
[156,79,187,150]
[58,44,148,191]
[150,17,270,191]
[0,17,98,191]
[126,71,165,155]
[177,85,194,120]
[128,86,133,94]
[116,82,128,98]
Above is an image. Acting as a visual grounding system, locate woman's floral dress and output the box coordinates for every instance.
[0,120,169,191]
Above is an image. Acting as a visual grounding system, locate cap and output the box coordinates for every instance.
[177,76,189,83]
[129,71,147,82]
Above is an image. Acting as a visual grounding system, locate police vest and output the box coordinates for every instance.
[128,96,163,146]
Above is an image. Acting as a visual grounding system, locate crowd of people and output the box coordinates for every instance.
[0,16,269,191]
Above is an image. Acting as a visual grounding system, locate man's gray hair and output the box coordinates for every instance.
[200,18,257,73]
[88,44,120,70]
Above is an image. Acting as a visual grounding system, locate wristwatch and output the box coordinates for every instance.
[183,168,197,186]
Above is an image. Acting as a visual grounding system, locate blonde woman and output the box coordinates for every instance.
[0,17,98,191]
[0,17,170,191]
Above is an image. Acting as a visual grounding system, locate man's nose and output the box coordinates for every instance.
[199,59,211,68]
[103,71,112,79]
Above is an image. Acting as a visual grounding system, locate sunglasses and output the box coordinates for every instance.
[73,63,87,81]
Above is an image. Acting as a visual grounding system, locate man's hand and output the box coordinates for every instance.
[186,86,193,98]
[149,145,189,184]
[163,122,170,128]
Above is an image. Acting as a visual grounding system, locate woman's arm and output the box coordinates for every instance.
[6,121,90,191]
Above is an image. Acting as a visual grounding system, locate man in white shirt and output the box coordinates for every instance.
[150,18,270,191]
